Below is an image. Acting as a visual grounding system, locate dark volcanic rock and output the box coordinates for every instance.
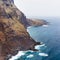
[0,0,40,60]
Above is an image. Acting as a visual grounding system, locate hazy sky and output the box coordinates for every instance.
[14,0,60,17]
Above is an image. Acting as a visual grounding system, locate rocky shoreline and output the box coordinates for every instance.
[0,0,48,60]
[0,0,41,60]
[26,18,48,27]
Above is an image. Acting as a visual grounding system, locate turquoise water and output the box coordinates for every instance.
[10,44,48,60]
[28,17,60,60]
[10,17,60,60]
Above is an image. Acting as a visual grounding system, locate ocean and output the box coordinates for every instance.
[10,17,60,60]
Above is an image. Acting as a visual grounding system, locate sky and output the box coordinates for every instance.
[14,0,60,17]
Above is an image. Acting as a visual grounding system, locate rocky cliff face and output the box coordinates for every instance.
[0,0,40,60]
[0,0,29,28]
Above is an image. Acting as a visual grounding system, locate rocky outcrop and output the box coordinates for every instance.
[0,0,40,60]
[26,18,48,27]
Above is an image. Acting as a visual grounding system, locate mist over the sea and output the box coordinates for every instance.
[14,0,60,17]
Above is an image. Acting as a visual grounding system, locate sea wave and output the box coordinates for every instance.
[9,44,48,60]
[42,25,48,27]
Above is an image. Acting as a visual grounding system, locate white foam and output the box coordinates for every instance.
[27,54,34,58]
[27,26,32,28]
[26,50,34,53]
[42,25,48,27]
[35,44,45,50]
[27,29,29,32]
[39,53,48,56]
[9,45,48,60]
[9,51,25,60]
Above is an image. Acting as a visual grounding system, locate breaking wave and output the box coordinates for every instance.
[9,44,48,60]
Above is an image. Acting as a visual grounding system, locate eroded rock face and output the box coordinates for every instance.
[0,0,29,28]
[0,0,40,60]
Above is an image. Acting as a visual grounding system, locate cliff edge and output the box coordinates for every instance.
[0,0,40,60]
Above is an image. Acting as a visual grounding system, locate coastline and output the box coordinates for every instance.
[26,18,48,27]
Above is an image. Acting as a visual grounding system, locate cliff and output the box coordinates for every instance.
[0,0,48,28]
[0,0,40,60]
[26,18,48,27]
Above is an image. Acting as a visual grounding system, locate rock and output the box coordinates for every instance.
[0,0,48,28]
[26,18,48,27]
[0,0,41,60]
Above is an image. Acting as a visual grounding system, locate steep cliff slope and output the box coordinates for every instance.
[0,0,40,60]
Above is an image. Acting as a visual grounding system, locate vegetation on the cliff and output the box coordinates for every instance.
[0,0,41,60]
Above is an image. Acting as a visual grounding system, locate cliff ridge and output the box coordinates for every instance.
[0,0,40,60]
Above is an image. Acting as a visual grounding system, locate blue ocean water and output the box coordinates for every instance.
[10,17,60,60]
[10,44,48,60]
[28,17,60,60]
